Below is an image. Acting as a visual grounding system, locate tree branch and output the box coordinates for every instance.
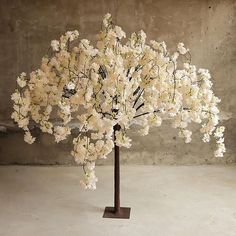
[133,88,144,108]
[134,109,160,119]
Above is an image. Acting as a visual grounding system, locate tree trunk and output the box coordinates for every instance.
[114,124,121,213]
[102,124,131,219]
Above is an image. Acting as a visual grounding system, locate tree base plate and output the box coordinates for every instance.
[103,207,131,219]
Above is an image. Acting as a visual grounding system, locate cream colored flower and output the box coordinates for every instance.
[24,131,35,144]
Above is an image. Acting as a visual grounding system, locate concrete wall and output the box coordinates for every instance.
[0,0,235,165]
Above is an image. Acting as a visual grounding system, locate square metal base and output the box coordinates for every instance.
[103,207,131,219]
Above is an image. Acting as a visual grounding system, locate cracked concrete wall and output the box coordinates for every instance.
[0,0,235,165]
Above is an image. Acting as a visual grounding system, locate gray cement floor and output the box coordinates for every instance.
[0,165,236,236]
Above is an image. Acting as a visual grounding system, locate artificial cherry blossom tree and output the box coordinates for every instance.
[12,13,225,192]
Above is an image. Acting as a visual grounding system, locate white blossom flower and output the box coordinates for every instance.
[66,82,76,90]
[80,168,98,190]
[177,42,189,55]
[17,72,27,88]
[179,129,192,143]
[66,30,79,42]
[114,26,126,39]
[54,126,71,143]
[214,142,226,157]
[115,130,132,148]
[11,90,21,102]
[51,40,59,51]
[103,13,111,27]
[214,126,225,138]
[24,131,36,144]
[202,133,210,142]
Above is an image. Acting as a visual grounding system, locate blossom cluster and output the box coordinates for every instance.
[11,13,225,190]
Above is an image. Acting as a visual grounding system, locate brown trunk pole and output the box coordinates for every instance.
[102,124,131,219]
[114,124,121,213]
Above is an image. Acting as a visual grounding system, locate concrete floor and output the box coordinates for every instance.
[0,166,236,236]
